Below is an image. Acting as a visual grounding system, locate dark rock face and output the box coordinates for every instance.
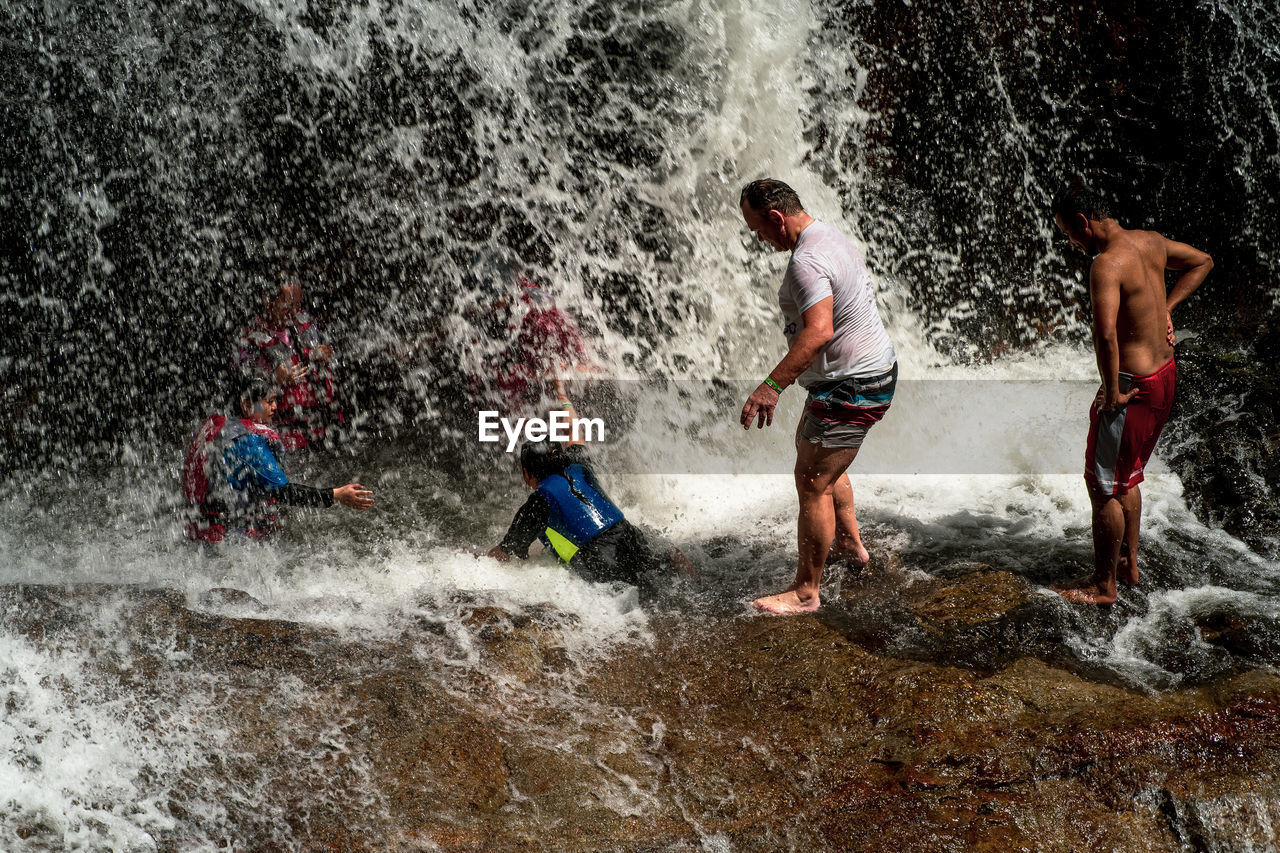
[1167,337,1280,556]
[808,0,1277,360]
[6,582,1280,850]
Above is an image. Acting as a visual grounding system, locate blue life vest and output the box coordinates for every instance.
[537,464,623,561]
[220,420,290,493]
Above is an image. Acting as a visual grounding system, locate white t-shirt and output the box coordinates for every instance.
[778,220,897,387]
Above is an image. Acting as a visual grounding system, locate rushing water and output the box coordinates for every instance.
[4,0,1280,849]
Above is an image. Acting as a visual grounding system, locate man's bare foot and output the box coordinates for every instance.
[1051,579,1118,605]
[752,588,821,614]
[1117,554,1139,587]
[828,543,870,568]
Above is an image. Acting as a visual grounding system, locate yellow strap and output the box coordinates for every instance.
[544,527,578,562]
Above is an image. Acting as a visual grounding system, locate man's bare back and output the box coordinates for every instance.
[1092,229,1175,377]
[1054,211,1210,408]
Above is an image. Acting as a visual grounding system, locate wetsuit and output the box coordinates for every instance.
[183,414,334,542]
[498,445,657,584]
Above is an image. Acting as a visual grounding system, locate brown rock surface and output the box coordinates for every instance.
[4,583,1280,851]
[903,568,1031,631]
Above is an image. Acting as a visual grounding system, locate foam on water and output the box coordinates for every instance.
[228,541,650,664]
[0,635,186,851]
[0,475,648,655]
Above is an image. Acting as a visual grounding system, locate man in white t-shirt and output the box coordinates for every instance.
[739,178,898,614]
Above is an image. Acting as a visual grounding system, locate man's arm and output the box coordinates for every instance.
[1089,258,1135,410]
[274,482,333,508]
[740,297,834,429]
[275,483,372,509]
[552,377,586,448]
[1164,238,1213,314]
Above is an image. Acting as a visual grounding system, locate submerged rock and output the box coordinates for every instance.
[199,587,268,612]
[1195,607,1280,666]
[904,568,1030,630]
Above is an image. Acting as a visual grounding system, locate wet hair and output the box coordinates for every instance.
[231,374,276,414]
[1052,182,1113,224]
[467,249,522,300]
[740,179,805,215]
[519,439,595,506]
[519,439,567,482]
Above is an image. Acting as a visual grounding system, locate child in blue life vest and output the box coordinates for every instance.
[182,376,373,542]
[486,382,691,584]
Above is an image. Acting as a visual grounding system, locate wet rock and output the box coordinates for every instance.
[582,618,1280,851]
[198,587,267,612]
[154,598,324,672]
[460,604,573,682]
[878,567,1061,672]
[904,568,1031,630]
[351,671,510,818]
[0,583,94,639]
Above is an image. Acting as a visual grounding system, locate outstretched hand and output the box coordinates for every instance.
[551,371,569,398]
[740,382,780,430]
[276,361,311,385]
[333,483,374,509]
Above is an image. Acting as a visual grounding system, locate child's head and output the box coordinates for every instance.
[234,376,279,424]
[519,440,565,486]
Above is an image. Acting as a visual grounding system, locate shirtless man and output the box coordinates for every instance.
[1051,184,1213,604]
[739,179,898,614]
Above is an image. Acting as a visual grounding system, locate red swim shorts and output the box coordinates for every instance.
[1085,358,1176,497]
